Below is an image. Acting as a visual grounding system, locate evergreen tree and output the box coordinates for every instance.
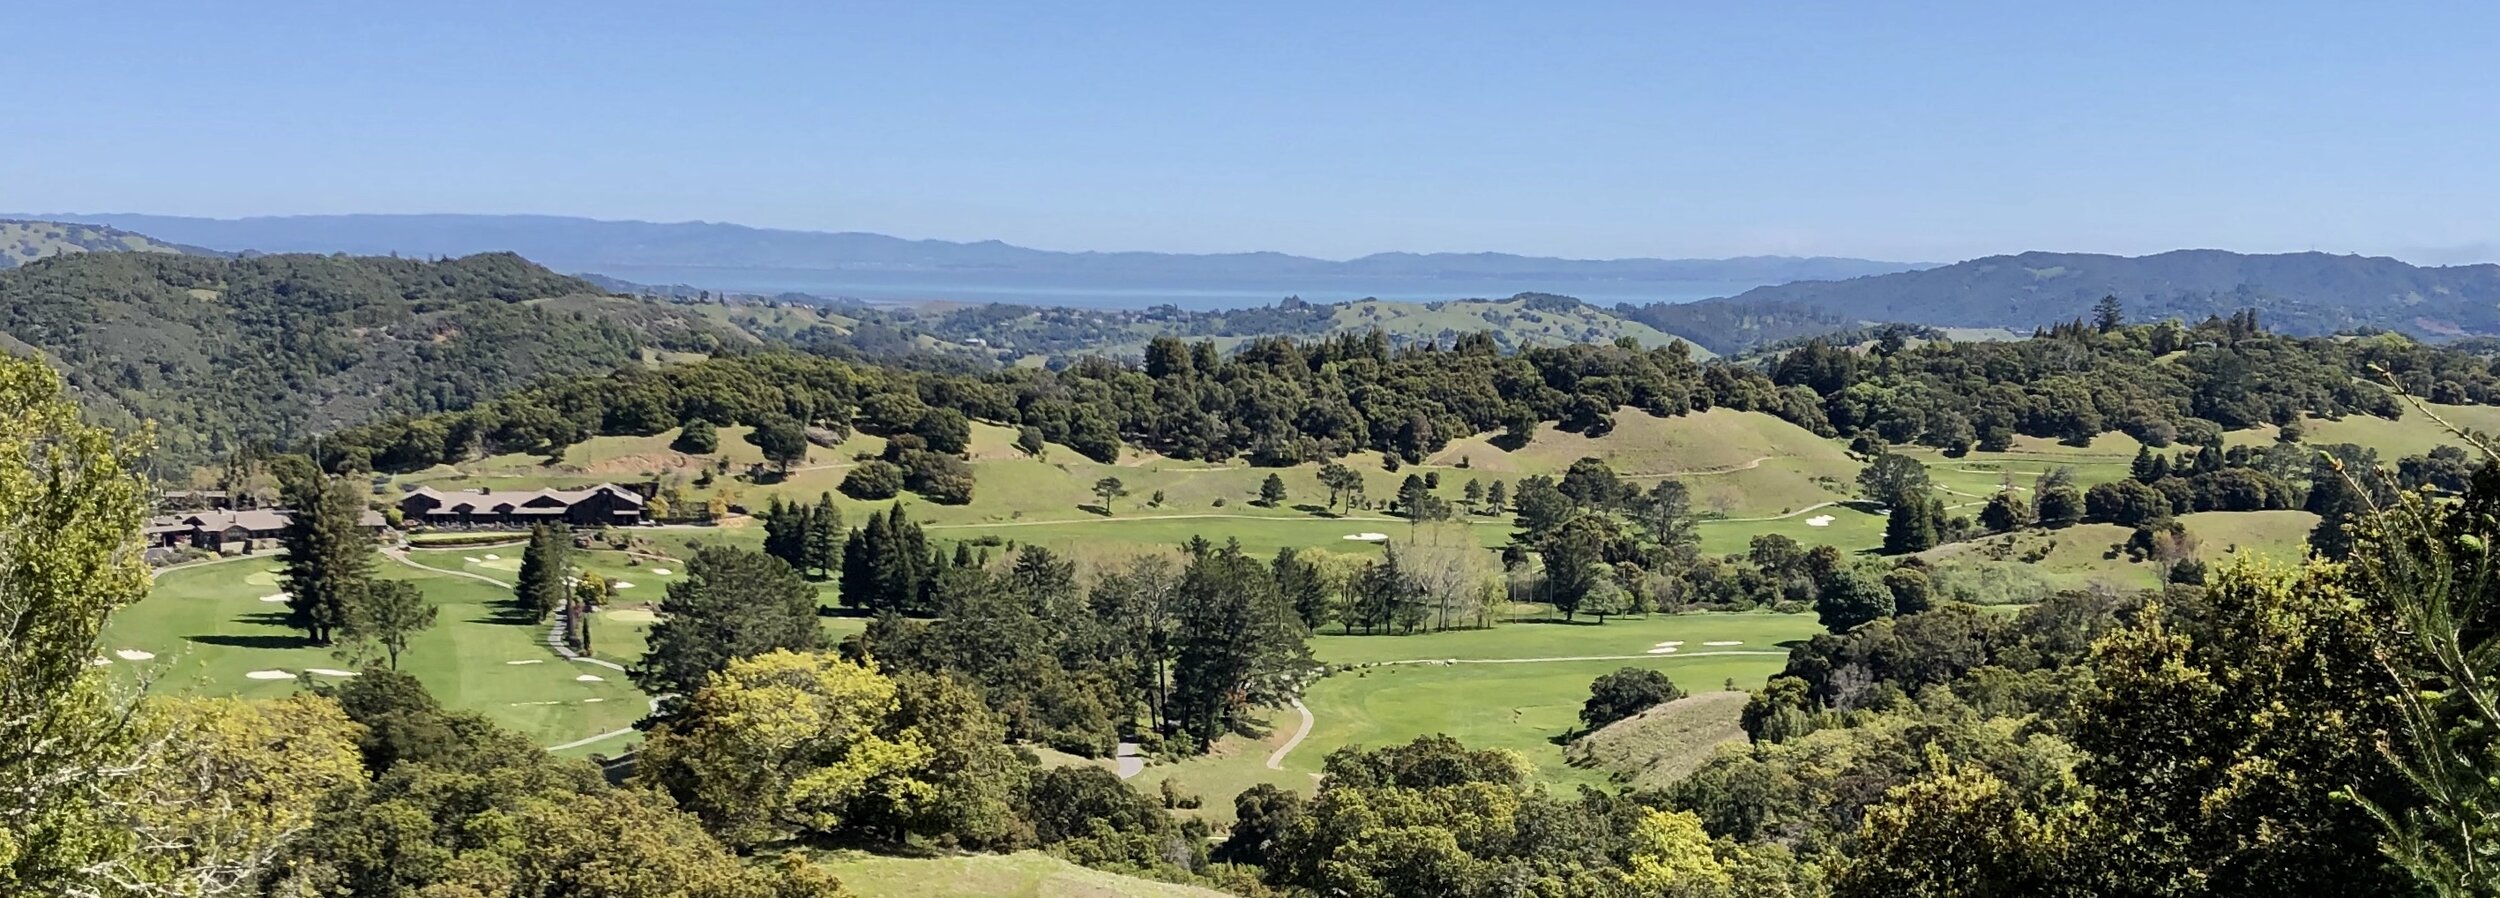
[630,545,827,713]
[1274,547,1336,631]
[1539,515,1612,621]
[2093,294,2125,332]
[1170,541,1314,744]
[760,496,807,571]
[513,524,571,623]
[1258,473,1288,507]
[1882,500,1939,554]
[279,474,376,645]
[1485,480,1508,513]
[805,492,843,579]
[2036,485,2084,529]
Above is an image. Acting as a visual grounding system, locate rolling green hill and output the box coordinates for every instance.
[1,218,206,267]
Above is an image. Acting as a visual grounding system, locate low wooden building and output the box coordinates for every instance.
[396,483,648,528]
[145,508,388,551]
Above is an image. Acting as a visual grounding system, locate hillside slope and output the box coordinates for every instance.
[2,219,207,267]
[0,251,745,467]
[1658,249,2500,343]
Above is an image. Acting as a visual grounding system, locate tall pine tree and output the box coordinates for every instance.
[805,492,843,579]
[279,474,375,645]
[514,524,571,622]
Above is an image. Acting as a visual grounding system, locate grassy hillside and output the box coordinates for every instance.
[0,218,202,267]
[814,852,1231,898]
[1565,691,1753,789]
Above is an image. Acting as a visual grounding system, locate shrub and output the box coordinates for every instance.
[839,460,905,500]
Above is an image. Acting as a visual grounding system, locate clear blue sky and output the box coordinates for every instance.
[8,1,2496,263]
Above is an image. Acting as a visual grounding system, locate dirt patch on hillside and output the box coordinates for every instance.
[580,452,703,476]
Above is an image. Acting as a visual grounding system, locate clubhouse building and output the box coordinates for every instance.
[395,483,649,528]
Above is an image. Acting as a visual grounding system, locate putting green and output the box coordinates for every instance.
[241,568,283,587]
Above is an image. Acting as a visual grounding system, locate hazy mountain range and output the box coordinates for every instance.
[17,213,1924,286]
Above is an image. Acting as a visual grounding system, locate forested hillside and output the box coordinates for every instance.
[0,251,746,467]
[320,308,2500,480]
[1659,248,2500,344]
[822,291,1712,360]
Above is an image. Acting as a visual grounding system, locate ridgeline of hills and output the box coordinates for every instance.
[1,219,210,267]
[0,249,755,468]
[19,212,1920,285]
[1639,249,2500,348]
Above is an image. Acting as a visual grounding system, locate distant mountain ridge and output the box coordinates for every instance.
[19,212,1922,285]
[1634,249,2500,347]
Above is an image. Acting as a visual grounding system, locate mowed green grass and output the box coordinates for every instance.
[814,851,1229,898]
[1137,612,1815,816]
[106,557,648,746]
[400,547,868,662]
[2224,405,2500,460]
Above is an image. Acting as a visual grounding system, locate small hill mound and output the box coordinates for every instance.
[1432,408,1859,517]
[1565,691,1751,789]
[816,850,1233,898]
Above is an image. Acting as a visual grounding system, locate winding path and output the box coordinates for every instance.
[1620,455,1775,479]
[1265,699,1315,771]
[1366,650,1789,666]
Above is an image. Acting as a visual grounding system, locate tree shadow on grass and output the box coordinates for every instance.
[469,602,542,627]
[1510,617,1607,627]
[233,611,293,628]
[185,633,316,650]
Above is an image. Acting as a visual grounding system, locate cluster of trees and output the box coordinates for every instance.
[861,540,1318,752]
[1216,736,1807,897]
[276,472,438,668]
[1759,309,2500,452]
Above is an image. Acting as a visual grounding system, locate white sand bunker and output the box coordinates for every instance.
[258,593,289,603]
[114,649,155,661]
[604,608,659,624]
[1704,640,1743,647]
[1647,646,1680,655]
[1806,515,1835,527]
[504,659,546,665]
[575,674,604,682]
[244,670,293,681]
[463,556,483,563]
[1342,532,1390,542]
[649,568,672,575]
[305,668,357,677]
[90,657,112,666]
[1654,641,1684,648]
[583,697,605,703]
[482,553,500,560]
[610,581,636,589]
[511,700,562,707]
